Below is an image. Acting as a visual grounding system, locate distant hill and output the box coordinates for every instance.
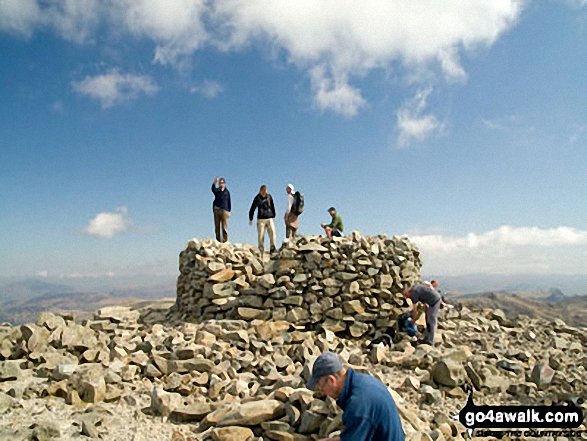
[423,273,587,296]
[0,279,175,325]
[0,279,75,302]
[449,290,587,328]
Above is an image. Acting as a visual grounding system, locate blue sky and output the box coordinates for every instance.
[1,0,587,285]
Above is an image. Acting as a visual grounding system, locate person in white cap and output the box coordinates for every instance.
[285,183,299,240]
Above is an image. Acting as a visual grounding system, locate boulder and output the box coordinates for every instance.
[431,359,466,387]
[217,400,285,426]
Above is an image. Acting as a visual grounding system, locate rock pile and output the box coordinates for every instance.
[175,234,422,337]
[0,302,585,440]
[0,236,585,440]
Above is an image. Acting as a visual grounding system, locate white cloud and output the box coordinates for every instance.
[72,70,158,108]
[83,206,132,239]
[0,0,41,37]
[310,65,366,118]
[117,0,209,65]
[411,225,587,275]
[37,270,48,278]
[2,0,524,119]
[190,80,224,99]
[396,88,445,146]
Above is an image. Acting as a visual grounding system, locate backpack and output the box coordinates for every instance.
[292,191,304,215]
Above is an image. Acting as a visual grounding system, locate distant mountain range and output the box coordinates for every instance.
[0,279,175,324]
[422,273,587,296]
[448,289,587,328]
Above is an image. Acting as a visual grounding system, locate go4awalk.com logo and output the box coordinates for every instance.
[457,388,585,439]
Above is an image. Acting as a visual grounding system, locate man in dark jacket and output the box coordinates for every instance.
[306,352,404,441]
[211,176,231,242]
[249,185,276,253]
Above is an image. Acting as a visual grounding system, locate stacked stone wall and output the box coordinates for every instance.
[175,233,422,337]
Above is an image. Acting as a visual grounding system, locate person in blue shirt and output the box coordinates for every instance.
[211,176,231,242]
[306,352,405,441]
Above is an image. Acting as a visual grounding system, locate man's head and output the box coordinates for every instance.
[259,185,267,196]
[402,284,412,298]
[219,178,226,189]
[286,184,294,195]
[328,207,336,217]
[306,352,347,399]
[430,280,438,289]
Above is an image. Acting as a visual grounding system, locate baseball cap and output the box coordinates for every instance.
[306,352,344,390]
[287,184,294,191]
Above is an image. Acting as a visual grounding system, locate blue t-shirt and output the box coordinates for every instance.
[336,369,405,441]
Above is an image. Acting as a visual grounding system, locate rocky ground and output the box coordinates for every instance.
[0,299,585,441]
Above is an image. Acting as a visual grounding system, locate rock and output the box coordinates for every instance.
[212,427,254,441]
[298,243,328,252]
[216,400,285,426]
[61,324,97,350]
[257,274,276,289]
[403,376,420,390]
[0,393,14,414]
[170,403,215,422]
[342,300,364,315]
[298,410,325,434]
[491,309,507,325]
[349,322,369,338]
[431,359,466,387]
[530,363,555,389]
[209,268,236,283]
[237,307,270,321]
[149,388,185,417]
[0,361,23,381]
[95,305,140,322]
[496,359,523,374]
[421,385,442,405]
[30,422,61,440]
[79,376,106,403]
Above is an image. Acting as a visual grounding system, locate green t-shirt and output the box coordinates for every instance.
[327,213,344,231]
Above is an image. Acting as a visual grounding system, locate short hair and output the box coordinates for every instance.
[328,206,336,212]
[430,279,437,285]
[260,185,267,192]
[219,177,226,183]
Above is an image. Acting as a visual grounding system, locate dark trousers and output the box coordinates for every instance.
[214,209,228,242]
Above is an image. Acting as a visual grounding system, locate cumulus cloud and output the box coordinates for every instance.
[118,0,209,65]
[83,206,132,239]
[310,65,366,118]
[1,0,525,121]
[72,70,158,108]
[190,80,224,99]
[0,0,41,37]
[411,225,587,275]
[397,88,445,146]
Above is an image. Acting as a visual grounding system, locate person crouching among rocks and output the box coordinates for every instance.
[306,352,405,441]
[402,283,441,347]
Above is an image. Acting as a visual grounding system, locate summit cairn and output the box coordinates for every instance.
[174,233,422,336]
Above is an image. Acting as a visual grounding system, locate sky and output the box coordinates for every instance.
[1,0,587,287]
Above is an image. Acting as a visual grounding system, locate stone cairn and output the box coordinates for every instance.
[0,234,585,440]
[174,233,422,337]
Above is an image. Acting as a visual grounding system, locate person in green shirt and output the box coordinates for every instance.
[321,206,344,238]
